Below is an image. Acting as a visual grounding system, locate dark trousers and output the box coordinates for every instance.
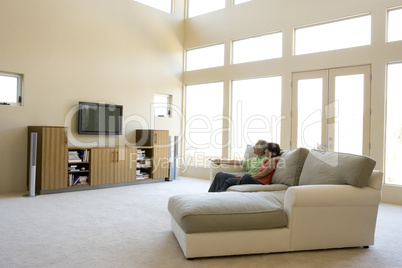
[237,173,263,185]
[208,172,240,192]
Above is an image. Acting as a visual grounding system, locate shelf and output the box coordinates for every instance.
[69,183,89,187]
[68,148,90,187]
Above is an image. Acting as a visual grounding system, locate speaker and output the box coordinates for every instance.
[25,132,37,197]
[168,136,178,181]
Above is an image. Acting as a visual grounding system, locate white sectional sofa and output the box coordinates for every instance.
[168,148,382,259]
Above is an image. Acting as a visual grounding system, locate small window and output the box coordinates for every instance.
[234,0,252,5]
[186,44,224,71]
[387,7,402,42]
[133,0,173,14]
[232,32,282,64]
[0,72,23,106]
[154,94,171,117]
[294,15,371,55]
[187,0,225,18]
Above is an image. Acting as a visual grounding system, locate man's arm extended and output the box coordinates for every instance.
[212,159,242,166]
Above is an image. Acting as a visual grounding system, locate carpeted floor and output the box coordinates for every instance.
[1,176,401,268]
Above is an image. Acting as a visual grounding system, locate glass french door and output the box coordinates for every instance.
[291,65,371,155]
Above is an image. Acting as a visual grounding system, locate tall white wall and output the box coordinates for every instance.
[0,0,185,193]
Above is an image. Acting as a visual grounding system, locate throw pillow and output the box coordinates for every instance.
[271,148,309,186]
[243,145,257,160]
[298,150,376,187]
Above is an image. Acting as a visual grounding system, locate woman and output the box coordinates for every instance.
[219,142,281,191]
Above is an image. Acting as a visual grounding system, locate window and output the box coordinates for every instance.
[291,66,371,155]
[187,0,225,18]
[154,94,171,117]
[296,77,323,150]
[231,76,282,159]
[234,0,252,5]
[0,72,23,106]
[294,15,371,55]
[387,7,402,42]
[186,44,224,71]
[185,82,223,166]
[133,0,172,14]
[385,62,402,185]
[232,32,282,64]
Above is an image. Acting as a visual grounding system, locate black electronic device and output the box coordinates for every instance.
[78,101,123,135]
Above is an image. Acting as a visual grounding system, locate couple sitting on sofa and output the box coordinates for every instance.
[209,140,281,192]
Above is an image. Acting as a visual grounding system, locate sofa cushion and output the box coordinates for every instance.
[271,148,309,186]
[168,191,287,234]
[227,184,289,192]
[243,144,257,159]
[298,150,376,187]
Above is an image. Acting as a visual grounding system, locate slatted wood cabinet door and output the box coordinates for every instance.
[90,147,116,185]
[152,130,169,179]
[90,147,137,185]
[115,147,137,183]
[28,126,68,192]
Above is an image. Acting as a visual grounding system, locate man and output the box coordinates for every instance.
[208,140,269,192]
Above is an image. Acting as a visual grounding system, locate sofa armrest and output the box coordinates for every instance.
[284,183,382,250]
[367,170,383,190]
[209,163,247,184]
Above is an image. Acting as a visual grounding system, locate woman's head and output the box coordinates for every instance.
[265,142,281,157]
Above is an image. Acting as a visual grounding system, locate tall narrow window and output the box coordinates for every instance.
[133,0,172,14]
[231,76,282,159]
[0,72,23,106]
[297,78,323,150]
[187,0,225,18]
[385,62,402,185]
[333,74,365,155]
[294,15,371,55]
[232,32,282,64]
[387,7,402,42]
[185,82,224,166]
[186,44,224,71]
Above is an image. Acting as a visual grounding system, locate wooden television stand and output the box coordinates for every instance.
[27,127,170,195]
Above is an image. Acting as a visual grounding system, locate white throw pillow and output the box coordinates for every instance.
[243,145,257,160]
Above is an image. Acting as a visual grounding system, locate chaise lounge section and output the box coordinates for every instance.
[168,148,382,259]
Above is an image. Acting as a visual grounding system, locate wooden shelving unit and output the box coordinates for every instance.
[27,126,170,194]
[68,148,90,187]
[136,147,153,180]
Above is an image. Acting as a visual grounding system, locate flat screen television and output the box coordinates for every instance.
[78,102,123,135]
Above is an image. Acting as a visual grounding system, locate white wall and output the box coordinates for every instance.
[0,0,185,193]
[181,0,402,204]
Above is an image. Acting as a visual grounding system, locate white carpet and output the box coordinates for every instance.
[1,177,401,268]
